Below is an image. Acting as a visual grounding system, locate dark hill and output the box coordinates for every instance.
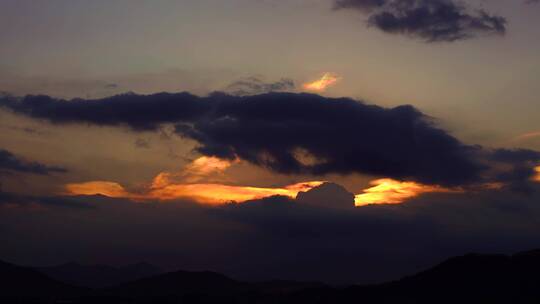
[36,261,162,288]
[4,248,540,303]
[340,251,540,303]
[108,269,248,298]
[0,259,86,300]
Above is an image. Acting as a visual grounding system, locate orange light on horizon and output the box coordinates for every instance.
[354,178,457,207]
[303,73,340,92]
[148,181,325,205]
[64,177,325,205]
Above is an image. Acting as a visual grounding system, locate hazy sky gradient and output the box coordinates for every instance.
[1,1,540,282]
[1,0,539,150]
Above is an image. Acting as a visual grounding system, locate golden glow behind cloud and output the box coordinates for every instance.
[64,179,324,205]
[63,156,325,205]
[354,178,457,207]
[64,157,518,208]
[303,73,340,92]
[148,180,325,205]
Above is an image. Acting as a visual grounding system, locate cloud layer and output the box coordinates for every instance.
[1,92,539,188]
[334,0,507,42]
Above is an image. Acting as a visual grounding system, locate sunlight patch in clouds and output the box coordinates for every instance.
[148,180,325,205]
[63,156,325,205]
[354,178,458,207]
[303,73,340,92]
[64,179,325,205]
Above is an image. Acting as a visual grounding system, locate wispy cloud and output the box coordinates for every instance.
[513,131,540,142]
[0,148,66,175]
[225,76,295,96]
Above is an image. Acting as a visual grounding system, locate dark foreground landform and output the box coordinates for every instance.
[2,249,540,303]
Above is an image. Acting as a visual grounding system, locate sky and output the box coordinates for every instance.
[1,0,540,284]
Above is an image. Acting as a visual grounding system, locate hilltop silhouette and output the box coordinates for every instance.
[2,249,540,303]
[36,261,162,288]
[0,259,87,300]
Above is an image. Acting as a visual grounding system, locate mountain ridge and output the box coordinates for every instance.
[2,249,540,303]
[36,261,163,288]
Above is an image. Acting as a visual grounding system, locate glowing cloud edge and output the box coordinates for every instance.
[302,73,340,92]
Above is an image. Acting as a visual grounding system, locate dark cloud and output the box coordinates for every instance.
[334,0,507,42]
[296,182,356,209]
[488,148,540,192]
[1,92,539,187]
[491,148,540,164]
[334,0,386,11]
[175,93,487,186]
[225,77,295,96]
[0,148,67,175]
[0,92,211,131]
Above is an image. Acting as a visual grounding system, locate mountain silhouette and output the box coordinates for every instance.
[0,259,86,300]
[3,249,540,303]
[339,251,540,303]
[251,280,328,294]
[107,269,248,298]
[36,261,162,288]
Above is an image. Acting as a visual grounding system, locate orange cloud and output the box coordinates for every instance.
[354,178,457,207]
[181,156,235,182]
[303,73,340,92]
[64,181,135,198]
[64,158,325,205]
[534,166,540,182]
[147,181,325,205]
[150,156,235,187]
[68,157,515,208]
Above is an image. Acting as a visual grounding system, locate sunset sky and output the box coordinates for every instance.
[1,0,540,284]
